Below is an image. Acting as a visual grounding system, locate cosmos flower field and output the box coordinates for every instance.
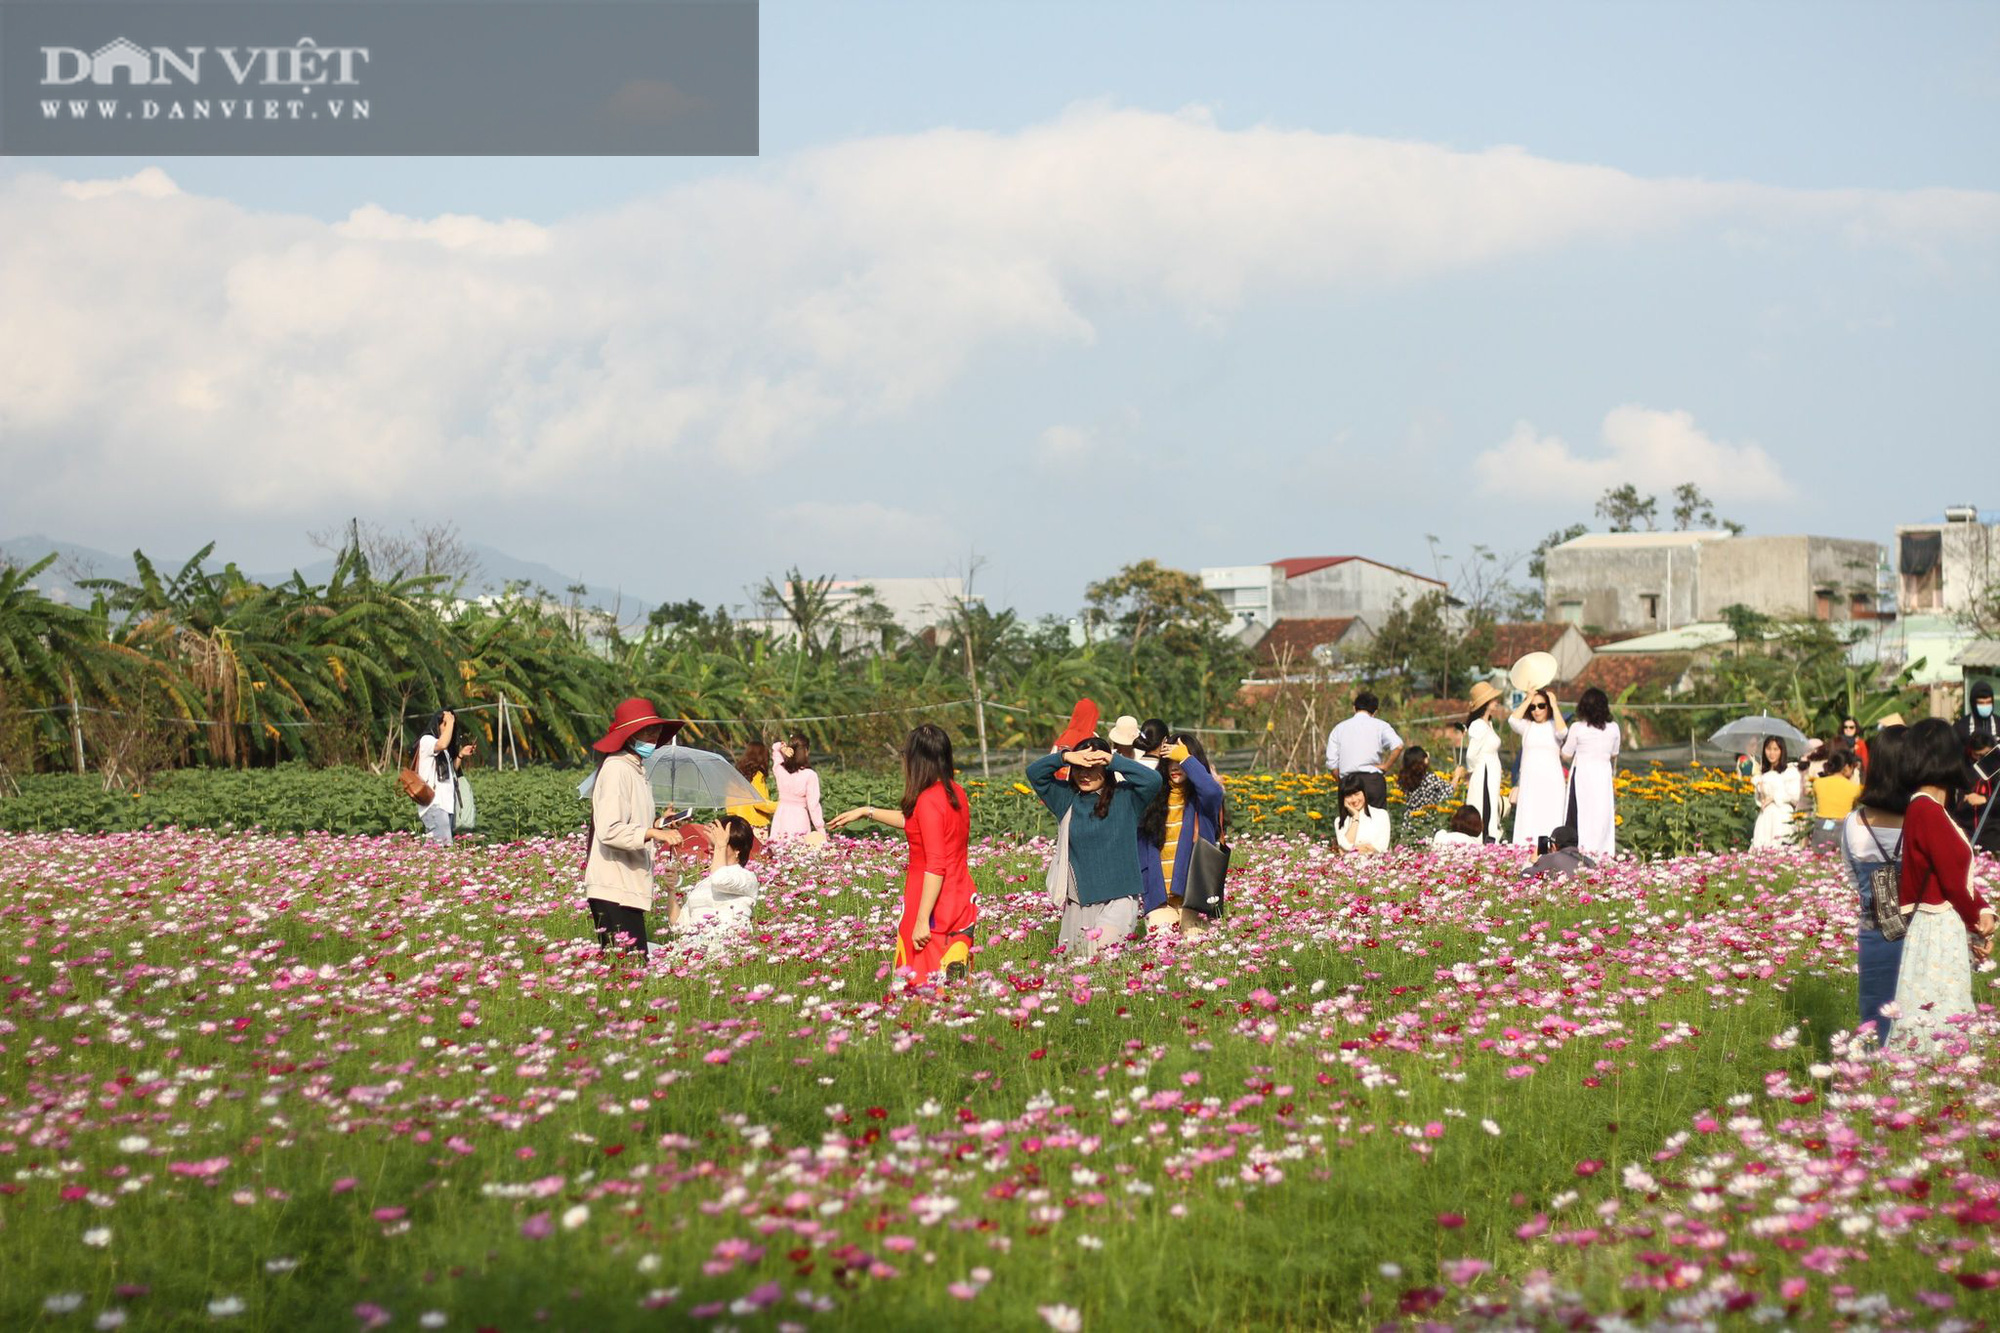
[1,831,1996,1331]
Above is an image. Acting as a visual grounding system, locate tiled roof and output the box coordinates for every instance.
[1487,622,1568,667]
[1270,556,1446,586]
[1271,556,1351,579]
[1256,617,1360,665]
[1570,653,1692,698]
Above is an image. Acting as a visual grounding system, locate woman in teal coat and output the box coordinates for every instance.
[1026,738,1161,958]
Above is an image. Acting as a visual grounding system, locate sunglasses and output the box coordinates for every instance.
[1529,704,1550,712]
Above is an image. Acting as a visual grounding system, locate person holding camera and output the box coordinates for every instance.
[1521,824,1594,878]
[414,708,475,846]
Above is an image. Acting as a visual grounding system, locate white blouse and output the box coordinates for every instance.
[1337,807,1393,853]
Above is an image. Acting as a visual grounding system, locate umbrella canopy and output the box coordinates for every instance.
[642,743,763,812]
[574,745,762,811]
[1709,714,1810,752]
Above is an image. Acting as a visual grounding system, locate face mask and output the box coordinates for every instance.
[1980,704,1994,719]
[632,741,657,758]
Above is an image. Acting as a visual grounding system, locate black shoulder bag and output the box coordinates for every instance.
[1181,799,1231,919]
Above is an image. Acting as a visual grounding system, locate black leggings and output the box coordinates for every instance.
[587,899,649,959]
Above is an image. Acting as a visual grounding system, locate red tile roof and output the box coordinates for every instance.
[1271,556,1351,579]
[1487,622,1570,667]
[1270,556,1445,586]
[1570,653,1692,698]
[1256,617,1361,665]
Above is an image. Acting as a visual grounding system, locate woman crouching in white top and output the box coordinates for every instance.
[1336,773,1393,854]
[669,815,761,936]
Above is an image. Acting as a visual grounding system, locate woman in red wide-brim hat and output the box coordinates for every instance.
[582,698,686,960]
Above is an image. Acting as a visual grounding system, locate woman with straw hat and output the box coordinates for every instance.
[582,697,686,961]
[1463,681,1506,842]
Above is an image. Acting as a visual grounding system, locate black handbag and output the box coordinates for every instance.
[1181,805,1231,918]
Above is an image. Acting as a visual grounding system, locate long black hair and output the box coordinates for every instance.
[899,723,960,816]
[1139,733,1220,846]
[1574,688,1611,730]
[1857,724,1910,815]
[420,708,458,785]
[1397,746,1431,797]
[1760,737,1790,774]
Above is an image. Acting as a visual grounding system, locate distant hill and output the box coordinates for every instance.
[0,534,655,623]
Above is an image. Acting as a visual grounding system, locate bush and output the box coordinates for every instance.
[0,761,1765,855]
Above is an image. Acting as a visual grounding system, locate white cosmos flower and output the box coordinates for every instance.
[560,1204,589,1230]
[82,1227,111,1248]
[208,1295,247,1317]
[45,1294,84,1314]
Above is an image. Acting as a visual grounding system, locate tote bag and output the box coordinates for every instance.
[1181,806,1230,918]
[1044,810,1076,910]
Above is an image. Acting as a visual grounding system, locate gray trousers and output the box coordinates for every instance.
[1057,893,1138,959]
[420,807,455,846]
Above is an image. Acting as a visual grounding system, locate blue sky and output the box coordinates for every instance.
[2,1,1997,615]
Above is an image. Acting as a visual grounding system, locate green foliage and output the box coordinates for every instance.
[1,542,1251,778]
[0,763,1768,856]
[1357,591,1495,700]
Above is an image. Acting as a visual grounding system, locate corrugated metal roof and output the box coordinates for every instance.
[1591,622,1738,653]
[1556,531,1732,551]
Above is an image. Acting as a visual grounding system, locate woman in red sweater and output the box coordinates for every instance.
[828,724,977,986]
[1891,719,1997,1053]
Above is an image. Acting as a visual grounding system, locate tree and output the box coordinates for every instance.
[1595,484,1658,533]
[1718,603,1775,656]
[1359,591,1496,700]
[308,518,482,586]
[1083,560,1227,650]
[1522,524,1590,620]
[1670,483,1743,535]
[757,568,838,659]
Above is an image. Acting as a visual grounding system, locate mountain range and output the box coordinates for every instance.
[0,533,657,623]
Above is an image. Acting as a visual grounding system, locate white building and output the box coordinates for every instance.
[1202,556,1446,639]
[1896,508,2000,619]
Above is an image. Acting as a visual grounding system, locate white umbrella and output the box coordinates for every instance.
[1708,714,1810,751]
[574,744,761,810]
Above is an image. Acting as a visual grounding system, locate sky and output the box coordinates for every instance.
[2,0,1998,617]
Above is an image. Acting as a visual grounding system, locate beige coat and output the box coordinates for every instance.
[585,752,658,911]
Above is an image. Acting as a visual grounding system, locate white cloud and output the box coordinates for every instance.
[58,166,179,201]
[0,105,1990,534]
[1472,406,1793,504]
[1035,424,1096,469]
[334,204,551,256]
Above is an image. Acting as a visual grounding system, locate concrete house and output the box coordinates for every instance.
[1544,532,1883,633]
[1896,508,2000,619]
[1203,557,1446,637]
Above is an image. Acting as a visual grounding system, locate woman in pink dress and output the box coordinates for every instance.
[767,733,825,840]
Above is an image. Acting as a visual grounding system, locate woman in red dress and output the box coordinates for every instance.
[828,723,977,984]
